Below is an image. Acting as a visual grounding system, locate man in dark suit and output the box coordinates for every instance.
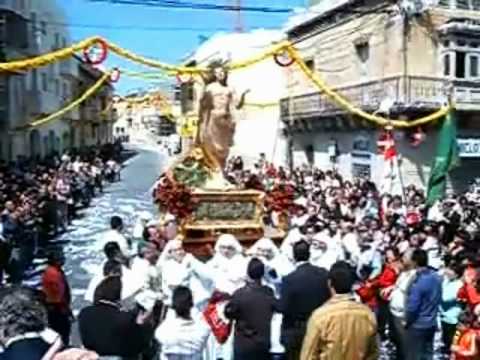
[280,240,331,360]
[225,258,278,360]
[78,276,156,359]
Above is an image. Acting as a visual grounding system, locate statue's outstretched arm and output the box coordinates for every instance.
[235,89,250,110]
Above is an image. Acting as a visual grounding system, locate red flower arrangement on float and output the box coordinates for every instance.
[153,174,197,219]
[265,181,296,214]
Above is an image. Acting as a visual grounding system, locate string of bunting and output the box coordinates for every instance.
[27,71,112,129]
[0,36,452,130]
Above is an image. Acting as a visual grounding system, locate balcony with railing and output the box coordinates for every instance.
[280,76,480,121]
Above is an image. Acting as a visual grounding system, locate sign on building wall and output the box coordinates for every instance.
[458,138,480,158]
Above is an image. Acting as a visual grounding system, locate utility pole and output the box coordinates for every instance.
[233,0,244,33]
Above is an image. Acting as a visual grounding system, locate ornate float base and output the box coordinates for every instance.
[181,189,265,254]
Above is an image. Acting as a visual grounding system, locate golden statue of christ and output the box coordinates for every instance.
[196,61,249,172]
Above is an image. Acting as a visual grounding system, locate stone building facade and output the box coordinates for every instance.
[281,0,480,192]
[0,0,115,161]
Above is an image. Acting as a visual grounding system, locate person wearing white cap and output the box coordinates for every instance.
[205,234,247,360]
[248,237,292,291]
[207,234,246,295]
[132,211,153,240]
[158,239,212,309]
[280,229,303,273]
[163,213,178,241]
[247,237,290,358]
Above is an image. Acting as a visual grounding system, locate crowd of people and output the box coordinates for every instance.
[0,142,123,285]
[1,152,480,360]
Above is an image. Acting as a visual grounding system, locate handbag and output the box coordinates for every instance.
[203,291,232,344]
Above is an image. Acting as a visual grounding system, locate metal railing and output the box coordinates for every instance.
[281,76,480,119]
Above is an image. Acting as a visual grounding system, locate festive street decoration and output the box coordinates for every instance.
[153,175,197,219]
[0,35,453,130]
[265,182,296,215]
[286,46,452,129]
[273,49,295,67]
[172,153,210,188]
[25,71,112,129]
[110,68,121,83]
[176,72,193,84]
[83,38,109,65]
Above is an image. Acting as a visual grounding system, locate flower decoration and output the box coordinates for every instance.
[274,49,295,67]
[265,182,296,214]
[176,72,193,84]
[83,38,109,65]
[110,68,121,83]
[153,175,196,219]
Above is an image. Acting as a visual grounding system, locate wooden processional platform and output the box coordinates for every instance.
[180,189,285,256]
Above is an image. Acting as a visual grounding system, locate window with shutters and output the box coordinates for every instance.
[469,55,479,78]
[441,38,480,80]
[41,73,47,92]
[443,54,451,76]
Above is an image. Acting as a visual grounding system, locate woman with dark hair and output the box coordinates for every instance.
[79,276,155,359]
[155,286,211,360]
[0,286,51,360]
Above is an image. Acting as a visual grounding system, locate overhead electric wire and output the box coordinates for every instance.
[30,19,242,32]
[88,0,292,13]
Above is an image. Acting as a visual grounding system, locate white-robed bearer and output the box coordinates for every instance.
[279,228,303,273]
[204,234,248,360]
[248,237,290,359]
[158,239,213,309]
[207,234,247,295]
[132,211,153,241]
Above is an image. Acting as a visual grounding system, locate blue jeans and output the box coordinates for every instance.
[405,327,435,360]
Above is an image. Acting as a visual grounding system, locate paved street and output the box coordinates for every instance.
[65,146,164,312]
[23,146,164,315]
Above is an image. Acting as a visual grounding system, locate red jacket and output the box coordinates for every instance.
[371,264,399,290]
[458,267,480,310]
[357,264,399,307]
[42,265,71,314]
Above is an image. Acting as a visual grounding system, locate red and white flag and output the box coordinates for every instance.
[378,130,398,194]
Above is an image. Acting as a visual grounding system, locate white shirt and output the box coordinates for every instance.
[342,232,361,266]
[103,229,130,256]
[72,161,82,173]
[156,310,211,360]
[422,236,442,270]
[84,263,140,303]
[390,269,417,318]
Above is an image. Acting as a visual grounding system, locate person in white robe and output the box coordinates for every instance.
[206,234,247,295]
[204,234,247,360]
[311,222,344,270]
[310,238,338,270]
[130,242,163,310]
[132,211,153,240]
[158,239,212,308]
[340,221,361,267]
[279,228,303,273]
[247,237,288,357]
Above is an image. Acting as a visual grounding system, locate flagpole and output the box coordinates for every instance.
[396,153,407,203]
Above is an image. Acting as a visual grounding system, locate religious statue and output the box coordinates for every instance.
[196,61,249,173]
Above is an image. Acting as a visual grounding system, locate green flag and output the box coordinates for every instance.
[426,110,460,206]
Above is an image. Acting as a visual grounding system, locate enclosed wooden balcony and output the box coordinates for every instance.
[280,76,480,124]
